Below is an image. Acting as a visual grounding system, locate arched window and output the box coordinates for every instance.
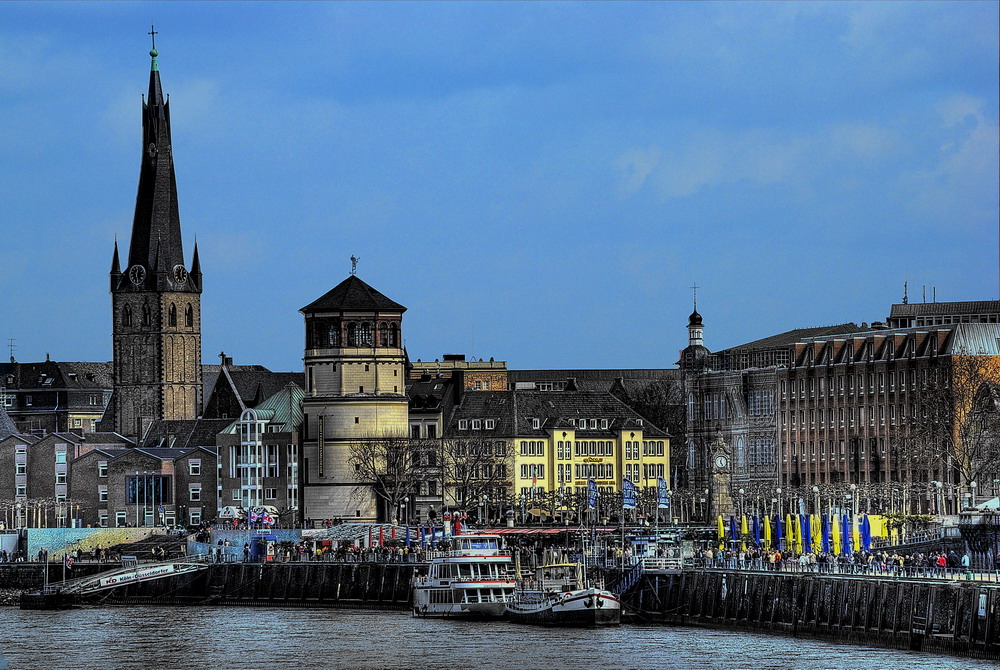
[168,303,177,327]
[359,322,373,346]
[379,322,389,347]
[123,305,132,327]
[347,323,357,346]
[328,324,340,347]
[141,303,151,327]
[185,304,194,327]
[389,323,398,347]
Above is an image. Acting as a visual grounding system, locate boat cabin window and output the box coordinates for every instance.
[459,538,498,551]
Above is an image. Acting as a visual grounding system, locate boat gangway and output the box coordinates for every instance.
[40,554,212,596]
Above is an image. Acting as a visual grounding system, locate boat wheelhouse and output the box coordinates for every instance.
[412,534,516,618]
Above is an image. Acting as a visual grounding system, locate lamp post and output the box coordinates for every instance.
[812,486,820,515]
[401,496,409,526]
[738,488,746,518]
[849,483,858,517]
[776,488,783,518]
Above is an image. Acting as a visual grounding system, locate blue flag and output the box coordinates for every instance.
[622,477,636,510]
[588,478,598,509]
[656,477,670,509]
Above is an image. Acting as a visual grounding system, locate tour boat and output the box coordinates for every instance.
[411,534,517,618]
[505,563,621,626]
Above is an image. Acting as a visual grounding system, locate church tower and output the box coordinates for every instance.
[108,44,203,437]
[299,272,408,522]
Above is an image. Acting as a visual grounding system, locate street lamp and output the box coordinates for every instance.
[738,488,746,518]
[776,488,783,518]
[970,481,978,509]
[812,486,820,515]
[849,483,858,517]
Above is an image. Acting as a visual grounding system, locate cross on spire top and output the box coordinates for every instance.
[691,282,699,309]
[149,24,158,51]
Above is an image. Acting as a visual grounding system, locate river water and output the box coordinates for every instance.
[1,606,996,670]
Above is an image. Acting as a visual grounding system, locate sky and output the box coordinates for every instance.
[1,2,997,373]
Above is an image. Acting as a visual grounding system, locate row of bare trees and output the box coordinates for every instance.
[348,435,515,524]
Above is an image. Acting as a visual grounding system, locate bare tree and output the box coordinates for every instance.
[907,354,1000,492]
[348,434,423,523]
[440,436,514,515]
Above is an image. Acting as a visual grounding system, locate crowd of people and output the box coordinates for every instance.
[695,546,1000,576]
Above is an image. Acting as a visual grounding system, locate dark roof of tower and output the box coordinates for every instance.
[688,309,703,327]
[719,323,864,353]
[116,47,197,294]
[300,275,406,313]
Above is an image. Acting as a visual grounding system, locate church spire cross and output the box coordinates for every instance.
[691,282,699,310]
[148,24,158,51]
[350,255,360,275]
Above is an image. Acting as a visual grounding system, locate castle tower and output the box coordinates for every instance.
[108,45,203,437]
[300,274,409,521]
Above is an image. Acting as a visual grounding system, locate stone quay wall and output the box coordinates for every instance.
[626,569,1000,659]
[82,561,417,610]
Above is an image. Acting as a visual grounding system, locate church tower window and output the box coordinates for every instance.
[379,322,389,347]
[328,325,340,347]
[168,303,177,327]
[360,322,373,346]
[123,305,132,327]
[347,323,357,346]
[185,304,193,327]
[142,303,151,327]
[389,323,398,347]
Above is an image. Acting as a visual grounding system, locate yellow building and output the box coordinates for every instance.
[447,388,670,516]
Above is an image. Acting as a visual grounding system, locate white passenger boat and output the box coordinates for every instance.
[505,563,620,626]
[412,534,517,618]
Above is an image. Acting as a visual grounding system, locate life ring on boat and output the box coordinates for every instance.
[584,597,593,608]
[596,596,604,608]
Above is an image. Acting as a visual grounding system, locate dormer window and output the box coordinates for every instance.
[601,419,608,429]
[472,419,482,430]
[458,419,468,430]
[590,419,597,429]
[485,419,496,430]
[636,418,643,426]
[532,418,541,430]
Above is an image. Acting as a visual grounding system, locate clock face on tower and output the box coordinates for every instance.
[715,455,729,470]
[128,264,146,286]
[172,264,188,284]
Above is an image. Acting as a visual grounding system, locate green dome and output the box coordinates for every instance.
[149,49,158,58]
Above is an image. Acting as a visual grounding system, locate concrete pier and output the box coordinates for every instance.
[626,569,1000,659]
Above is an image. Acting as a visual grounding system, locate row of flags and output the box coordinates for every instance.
[588,477,671,511]
[716,513,883,555]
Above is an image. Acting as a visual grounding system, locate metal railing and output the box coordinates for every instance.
[690,558,1000,583]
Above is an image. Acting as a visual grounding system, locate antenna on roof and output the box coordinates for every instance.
[902,280,908,305]
[7,338,14,364]
[933,286,936,303]
[922,285,926,303]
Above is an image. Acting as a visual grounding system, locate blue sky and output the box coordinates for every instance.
[1,2,997,372]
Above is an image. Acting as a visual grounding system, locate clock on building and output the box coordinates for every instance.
[128,264,146,286]
[172,264,188,284]
[715,455,729,470]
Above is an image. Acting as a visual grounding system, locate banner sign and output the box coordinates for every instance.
[587,479,598,509]
[99,564,176,589]
[623,478,636,510]
[657,477,670,509]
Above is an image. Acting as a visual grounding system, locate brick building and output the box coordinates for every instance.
[0,360,112,436]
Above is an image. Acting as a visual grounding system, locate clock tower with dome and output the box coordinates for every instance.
[105,44,203,438]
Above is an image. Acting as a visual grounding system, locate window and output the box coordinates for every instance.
[188,485,202,502]
[142,303,151,326]
[25,395,32,407]
[185,304,194,327]
[55,451,67,464]
[532,418,540,430]
[485,419,495,430]
[233,489,242,502]
[459,419,468,430]
[16,485,26,497]
[189,510,202,525]
[73,418,82,428]
[411,425,422,439]
[168,303,177,326]
[99,511,108,528]
[56,473,66,484]
[189,459,201,476]
[15,463,26,475]
[123,305,132,327]
[115,511,127,527]
[472,419,482,430]
[600,419,608,429]
[359,322,373,346]
[427,424,437,439]
[99,486,108,502]
[265,488,277,500]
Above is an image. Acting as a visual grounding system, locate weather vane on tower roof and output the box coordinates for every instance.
[350,255,360,275]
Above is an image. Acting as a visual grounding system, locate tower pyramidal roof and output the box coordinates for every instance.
[301,275,406,313]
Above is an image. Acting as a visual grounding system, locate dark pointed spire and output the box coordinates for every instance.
[111,239,121,274]
[191,240,202,278]
[123,39,198,293]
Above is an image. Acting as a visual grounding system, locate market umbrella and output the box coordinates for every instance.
[831,514,841,556]
[717,516,725,550]
[800,514,812,554]
[405,526,411,548]
[812,514,822,554]
[729,515,739,550]
[752,515,762,548]
[763,515,772,549]
[851,514,861,553]
[785,514,797,553]
[841,514,852,555]
[861,515,871,553]
[740,515,749,551]
[821,513,831,554]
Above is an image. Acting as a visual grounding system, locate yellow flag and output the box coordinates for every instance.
[831,514,841,556]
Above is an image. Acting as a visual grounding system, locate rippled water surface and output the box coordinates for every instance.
[1,606,996,670]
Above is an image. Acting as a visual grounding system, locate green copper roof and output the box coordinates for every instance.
[221,382,305,434]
